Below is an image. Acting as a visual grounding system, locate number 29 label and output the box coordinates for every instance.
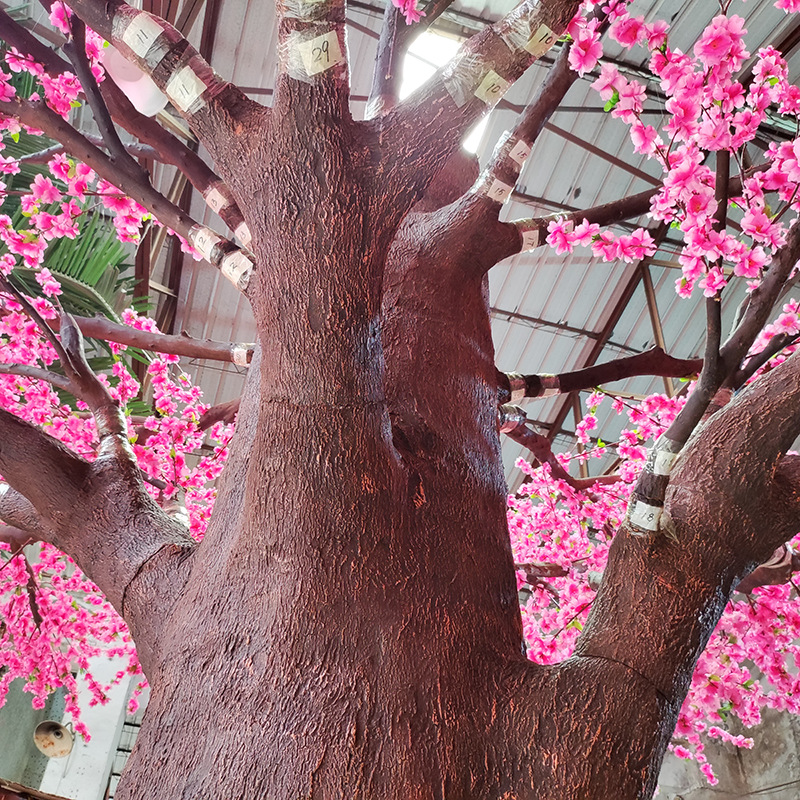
[298,31,344,77]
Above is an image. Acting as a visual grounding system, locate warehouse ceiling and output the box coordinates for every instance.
[12,0,800,489]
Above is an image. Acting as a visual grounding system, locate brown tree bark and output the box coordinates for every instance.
[2,1,800,798]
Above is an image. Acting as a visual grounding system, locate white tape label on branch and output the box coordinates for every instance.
[122,13,164,58]
[235,222,252,247]
[204,187,229,214]
[629,501,662,532]
[474,70,510,105]
[231,345,251,366]
[521,228,539,251]
[653,449,679,476]
[221,251,253,287]
[298,31,344,77]
[525,24,558,58]
[166,66,207,112]
[190,227,221,261]
[509,139,532,166]
[486,179,513,203]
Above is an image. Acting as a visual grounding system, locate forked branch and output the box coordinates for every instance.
[386,0,581,196]
[66,0,257,151]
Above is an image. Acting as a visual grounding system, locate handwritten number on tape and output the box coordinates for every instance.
[475,70,510,105]
[122,14,164,58]
[525,24,558,58]
[205,188,228,214]
[299,31,343,77]
[509,140,532,166]
[486,179,513,203]
[521,229,539,251]
[166,66,207,112]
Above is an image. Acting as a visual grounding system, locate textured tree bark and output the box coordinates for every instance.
[4,1,800,798]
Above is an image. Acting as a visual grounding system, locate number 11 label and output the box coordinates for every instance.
[298,31,344,77]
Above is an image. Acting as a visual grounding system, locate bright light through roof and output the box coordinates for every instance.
[401,31,489,154]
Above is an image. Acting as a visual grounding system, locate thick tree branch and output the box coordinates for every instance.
[46,314,255,364]
[367,0,457,116]
[0,407,91,532]
[198,397,241,430]
[366,2,402,116]
[100,81,249,241]
[66,0,258,151]
[734,543,799,594]
[385,0,581,197]
[579,351,800,678]
[64,15,143,178]
[472,9,612,220]
[0,524,37,549]
[270,0,351,126]
[555,356,800,795]
[0,407,195,670]
[0,483,50,543]
[498,347,702,404]
[0,95,254,291]
[0,7,247,237]
[512,163,768,256]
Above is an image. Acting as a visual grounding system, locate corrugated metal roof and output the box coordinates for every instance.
[163,0,800,488]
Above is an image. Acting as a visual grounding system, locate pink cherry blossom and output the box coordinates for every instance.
[391,0,424,24]
[546,218,575,254]
[591,63,624,102]
[610,15,645,48]
[694,15,748,71]
[569,18,604,76]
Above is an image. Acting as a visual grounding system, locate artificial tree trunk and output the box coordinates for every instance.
[2,0,800,798]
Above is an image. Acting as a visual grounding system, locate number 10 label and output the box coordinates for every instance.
[474,70,510,105]
[299,31,344,77]
[525,24,558,58]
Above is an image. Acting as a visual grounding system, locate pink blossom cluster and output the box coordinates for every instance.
[546,217,657,263]
[563,4,800,301]
[391,0,424,24]
[510,388,800,783]
[0,283,233,727]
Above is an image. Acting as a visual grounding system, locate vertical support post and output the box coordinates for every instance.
[572,394,589,479]
[640,263,674,398]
